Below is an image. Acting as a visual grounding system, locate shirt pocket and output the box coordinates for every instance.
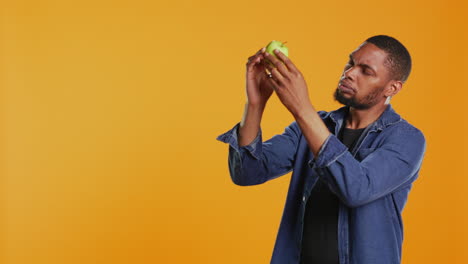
[355,147,377,161]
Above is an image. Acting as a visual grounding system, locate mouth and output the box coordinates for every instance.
[339,83,356,94]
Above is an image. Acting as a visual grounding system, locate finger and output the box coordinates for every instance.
[254,47,266,64]
[262,59,285,84]
[269,67,286,85]
[247,47,266,66]
[262,54,286,84]
[257,46,266,55]
[262,60,278,80]
[264,51,290,78]
[264,67,272,77]
[266,71,281,90]
[262,58,273,72]
[251,47,266,61]
[273,49,300,73]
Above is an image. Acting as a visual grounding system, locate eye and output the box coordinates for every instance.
[363,69,373,76]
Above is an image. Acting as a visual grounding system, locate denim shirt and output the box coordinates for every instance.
[216,104,427,264]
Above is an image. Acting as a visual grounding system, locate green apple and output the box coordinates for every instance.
[265,40,289,58]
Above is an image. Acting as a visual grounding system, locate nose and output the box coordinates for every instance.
[343,66,357,81]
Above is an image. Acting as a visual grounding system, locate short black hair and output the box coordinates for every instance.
[365,35,412,83]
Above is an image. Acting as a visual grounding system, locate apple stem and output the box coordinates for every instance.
[282,41,288,44]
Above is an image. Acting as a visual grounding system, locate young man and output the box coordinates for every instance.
[216,35,426,264]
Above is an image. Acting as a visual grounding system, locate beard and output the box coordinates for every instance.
[333,85,384,110]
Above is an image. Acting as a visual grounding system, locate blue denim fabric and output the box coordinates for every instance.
[216,104,427,264]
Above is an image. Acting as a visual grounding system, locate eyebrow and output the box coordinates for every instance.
[348,54,377,74]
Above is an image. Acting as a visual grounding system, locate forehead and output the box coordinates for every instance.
[350,43,389,73]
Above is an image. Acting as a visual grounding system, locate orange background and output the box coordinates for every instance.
[2,0,467,263]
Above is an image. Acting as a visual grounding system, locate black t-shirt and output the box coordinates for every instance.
[299,124,366,264]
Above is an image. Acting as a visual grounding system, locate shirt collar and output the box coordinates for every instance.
[324,104,402,132]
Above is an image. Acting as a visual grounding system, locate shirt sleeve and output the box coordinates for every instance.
[308,126,427,208]
[216,122,263,160]
[216,121,301,186]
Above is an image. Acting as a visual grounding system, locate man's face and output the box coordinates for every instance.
[334,42,392,110]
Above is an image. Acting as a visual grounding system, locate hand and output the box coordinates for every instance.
[245,47,275,106]
[262,49,314,117]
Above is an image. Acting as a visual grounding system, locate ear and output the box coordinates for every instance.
[385,80,403,97]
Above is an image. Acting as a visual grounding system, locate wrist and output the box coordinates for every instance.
[246,101,267,112]
[292,103,315,121]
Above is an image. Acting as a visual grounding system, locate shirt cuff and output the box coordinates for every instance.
[308,134,348,169]
[216,122,263,160]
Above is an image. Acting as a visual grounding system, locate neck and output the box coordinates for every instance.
[345,102,389,129]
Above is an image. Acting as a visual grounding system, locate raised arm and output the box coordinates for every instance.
[309,125,426,208]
